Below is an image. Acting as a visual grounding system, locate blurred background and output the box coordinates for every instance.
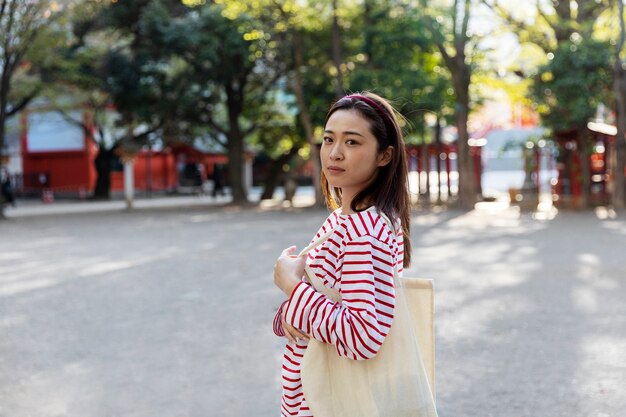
[0,0,624,213]
[2,1,626,417]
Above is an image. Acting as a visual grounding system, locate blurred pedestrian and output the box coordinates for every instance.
[272,93,437,416]
[1,168,15,207]
[283,173,297,206]
[211,163,225,197]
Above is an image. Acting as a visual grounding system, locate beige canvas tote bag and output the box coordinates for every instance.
[297,213,437,417]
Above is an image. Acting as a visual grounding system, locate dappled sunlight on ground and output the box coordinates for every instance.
[403,203,626,416]
[1,205,625,416]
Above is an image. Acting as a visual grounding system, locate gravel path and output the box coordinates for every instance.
[1,203,625,417]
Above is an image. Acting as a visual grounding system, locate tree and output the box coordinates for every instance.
[483,0,614,208]
[0,0,65,215]
[612,0,626,210]
[531,39,612,208]
[216,0,339,206]
[173,2,281,204]
[347,1,450,135]
[330,0,345,98]
[417,0,481,209]
[344,1,452,203]
[47,2,123,199]
[45,0,191,200]
[249,93,303,200]
[483,0,613,52]
[62,1,280,204]
[269,0,337,206]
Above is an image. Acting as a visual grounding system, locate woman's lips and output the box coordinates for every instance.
[326,166,345,174]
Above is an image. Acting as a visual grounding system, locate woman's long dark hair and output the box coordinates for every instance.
[321,92,412,268]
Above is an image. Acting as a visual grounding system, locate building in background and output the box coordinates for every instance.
[16,109,233,199]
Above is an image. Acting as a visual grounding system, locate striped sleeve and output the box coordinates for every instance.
[284,234,396,360]
[272,300,288,337]
[273,212,339,338]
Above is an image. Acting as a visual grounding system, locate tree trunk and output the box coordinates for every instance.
[226,85,248,204]
[0,57,11,219]
[417,116,429,203]
[0,110,6,165]
[435,118,443,204]
[0,148,5,219]
[0,65,10,166]
[260,146,300,200]
[93,144,112,199]
[420,141,430,204]
[331,0,345,98]
[579,131,591,208]
[455,105,476,209]
[452,63,477,210]
[612,0,626,210]
[363,0,374,68]
[424,0,477,210]
[614,71,626,209]
[260,164,283,201]
[291,29,323,207]
[227,129,247,204]
[0,168,5,219]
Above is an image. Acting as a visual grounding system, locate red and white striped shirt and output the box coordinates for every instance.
[273,206,404,416]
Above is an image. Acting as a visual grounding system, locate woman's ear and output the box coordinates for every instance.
[377,146,394,167]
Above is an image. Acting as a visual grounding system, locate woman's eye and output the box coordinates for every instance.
[346,139,359,145]
[323,137,333,143]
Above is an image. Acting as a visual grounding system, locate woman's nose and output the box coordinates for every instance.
[329,144,343,160]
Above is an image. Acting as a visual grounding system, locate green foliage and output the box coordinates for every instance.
[344,2,450,143]
[531,38,612,132]
[100,0,212,140]
[248,91,299,159]
[1,1,68,115]
[68,0,279,150]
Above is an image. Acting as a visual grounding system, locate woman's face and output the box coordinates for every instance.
[321,109,391,204]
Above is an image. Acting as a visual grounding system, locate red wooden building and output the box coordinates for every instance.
[551,122,625,208]
[19,110,226,198]
[20,111,100,196]
[405,141,483,199]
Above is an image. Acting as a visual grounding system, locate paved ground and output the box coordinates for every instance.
[1,200,625,417]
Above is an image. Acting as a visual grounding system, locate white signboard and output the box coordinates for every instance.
[27,111,84,152]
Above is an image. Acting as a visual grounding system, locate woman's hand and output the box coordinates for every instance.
[281,306,309,344]
[273,246,307,297]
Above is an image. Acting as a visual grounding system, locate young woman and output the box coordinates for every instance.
[272,93,418,417]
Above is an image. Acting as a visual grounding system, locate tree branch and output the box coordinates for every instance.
[535,0,556,34]
[418,0,453,64]
[56,109,90,138]
[618,0,626,61]
[4,0,18,43]
[577,0,612,27]
[6,84,42,117]
[480,0,553,52]
[461,0,471,37]
[244,123,258,137]
[0,0,8,23]
[270,0,289,20]
[131,122,163,143]
[452,0,459,38]
[454,0,470,56]
[258,69,282,96]
[213,135,227,149]
[11,4,59,71]
[207,118,227,136]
